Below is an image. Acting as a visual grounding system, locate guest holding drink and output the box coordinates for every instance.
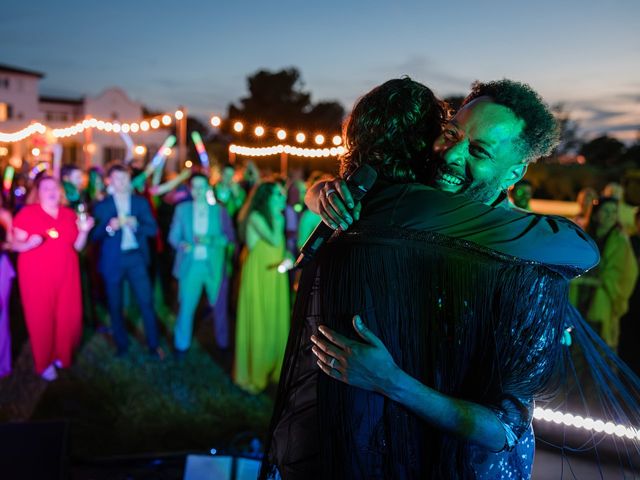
[12,175,94,380]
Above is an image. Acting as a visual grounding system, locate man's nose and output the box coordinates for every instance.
[443,139,467,168]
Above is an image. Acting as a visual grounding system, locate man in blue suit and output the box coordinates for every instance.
[91,164,162,358]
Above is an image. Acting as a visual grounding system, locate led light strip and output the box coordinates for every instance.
[533,407,640,440]
[229,144,346,158]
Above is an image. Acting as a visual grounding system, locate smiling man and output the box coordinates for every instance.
[262,79,598,480]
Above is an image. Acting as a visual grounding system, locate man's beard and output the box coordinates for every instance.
[461,179,503,204]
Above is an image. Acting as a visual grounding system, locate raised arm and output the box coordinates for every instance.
[149,169,190,196]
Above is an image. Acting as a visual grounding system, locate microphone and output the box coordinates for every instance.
[295,164,377,269]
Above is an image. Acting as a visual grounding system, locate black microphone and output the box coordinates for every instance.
[295,164,378,269]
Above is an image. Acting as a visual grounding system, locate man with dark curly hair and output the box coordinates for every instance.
[429,79,558,205]
[261,78,599,479]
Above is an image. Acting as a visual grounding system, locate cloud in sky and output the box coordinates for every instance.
[566,94,640,142]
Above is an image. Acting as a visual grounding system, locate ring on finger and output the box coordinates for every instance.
[329,357,337,369]
[325,188,337,197]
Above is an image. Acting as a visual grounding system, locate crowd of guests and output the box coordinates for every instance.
[510,180,640,374]
[0,159,321,392]
[570,183,640,374]
[0,159,638,389]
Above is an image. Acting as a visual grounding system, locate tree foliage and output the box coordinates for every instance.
[552,103,582,156]
[579,135,626,167]
[226,68,344,139]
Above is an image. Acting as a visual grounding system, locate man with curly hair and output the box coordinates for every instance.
[429,80,558,205]
[261,79,599,479]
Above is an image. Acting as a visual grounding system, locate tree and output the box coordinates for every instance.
[552,103,582,156]
[306,101,345,133]
[622,132,640,168]
[226,68,344,140]
[579,135,626,168]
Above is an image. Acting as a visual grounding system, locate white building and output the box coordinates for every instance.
[0,63,171,169]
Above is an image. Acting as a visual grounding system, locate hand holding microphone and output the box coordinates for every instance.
[296,164,377,269]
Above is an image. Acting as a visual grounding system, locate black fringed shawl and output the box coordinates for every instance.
[262,225,569,479]
[260,181,598,479]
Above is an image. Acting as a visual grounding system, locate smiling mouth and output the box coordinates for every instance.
[435,169,465,187]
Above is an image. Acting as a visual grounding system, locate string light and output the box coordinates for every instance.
[134,145,147,156]
[0,112,341,146]
[0,122,46,143]
[229,144,345,158]
[533,407,640,440]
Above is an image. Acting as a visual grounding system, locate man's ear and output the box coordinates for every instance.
[501,163,528,191]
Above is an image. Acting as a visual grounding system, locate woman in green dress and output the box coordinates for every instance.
[234,181,290,393]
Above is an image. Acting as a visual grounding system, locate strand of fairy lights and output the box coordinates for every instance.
[0,113,342,147]
[52,115,174,139]
[229,144,346,158]
[533,407,640,440]
[0,123,47,143]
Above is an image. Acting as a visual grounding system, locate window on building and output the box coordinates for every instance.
[45,112,69,122]
[0,78,9,89]
[103,146,126,165]
[0,103,12,121]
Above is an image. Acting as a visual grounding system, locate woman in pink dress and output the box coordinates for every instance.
[13,175,94,381]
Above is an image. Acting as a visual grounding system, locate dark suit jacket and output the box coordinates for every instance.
[90,194,158,277]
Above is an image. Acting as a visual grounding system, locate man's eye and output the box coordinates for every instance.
[444,129,457,139]
[469,147,487,159]
[470,146,488,159]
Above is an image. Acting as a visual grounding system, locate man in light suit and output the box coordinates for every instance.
[91,164,162,358]
[169,173,233,355]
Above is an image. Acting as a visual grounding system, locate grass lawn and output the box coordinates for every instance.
[1,321,275,462]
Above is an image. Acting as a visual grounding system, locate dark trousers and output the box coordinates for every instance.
[103,250,159,352]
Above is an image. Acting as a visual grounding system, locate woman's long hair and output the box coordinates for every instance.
[237,181,279,243]
[586,196,619,248]
[339,77,446,183]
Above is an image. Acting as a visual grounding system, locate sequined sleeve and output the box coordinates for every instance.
[488,272,566,451]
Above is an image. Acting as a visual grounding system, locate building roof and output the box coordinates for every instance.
[39,95,84,105]
[0,63,45,78]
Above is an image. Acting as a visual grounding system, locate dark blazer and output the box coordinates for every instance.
[90,194,158,276]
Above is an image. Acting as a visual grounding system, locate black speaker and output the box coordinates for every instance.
[0,420,69,480]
